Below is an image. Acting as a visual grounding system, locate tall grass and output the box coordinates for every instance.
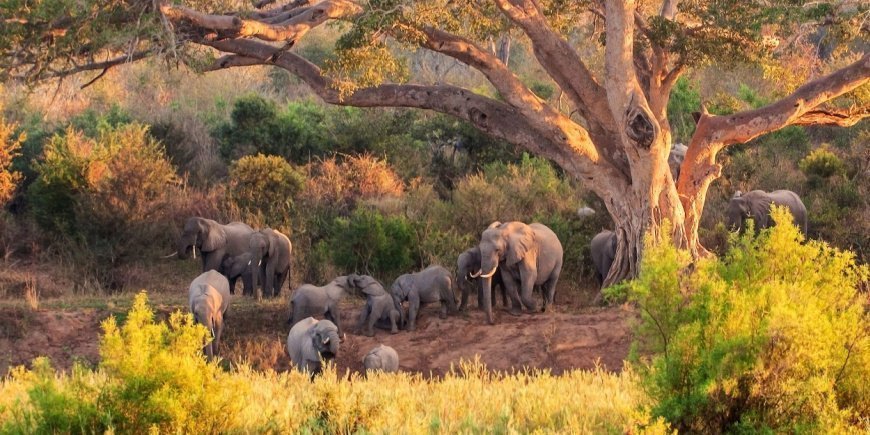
[0,292,668,434]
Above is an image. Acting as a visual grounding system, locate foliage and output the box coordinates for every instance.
[0,293,670,433]
[324,207,415,279]
[666,77,701,142]
[302,154,404,216]
[623,209,870,433]
[0,117,23,207]
[799,146,847,180]
[25,123,198,290]
[227,154,305,228]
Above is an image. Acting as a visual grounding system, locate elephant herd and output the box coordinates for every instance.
[178,217,567,375]
[178,148,809,375]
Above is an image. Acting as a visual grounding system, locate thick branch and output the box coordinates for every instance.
[205,38,627,193]
[417,27,602,164]
[792,107,869,127]
[160,0,360,42]
[710,54,870,145]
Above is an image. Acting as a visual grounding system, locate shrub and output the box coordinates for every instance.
[227,154,305,228]
[0,293,669,434]
[667,77,701,142]
[27,123,189,290]
[622,209,870,433]
[799,146,847,179]
[302,154,403,215]
[325,207,414,280]
[0,117,23,207]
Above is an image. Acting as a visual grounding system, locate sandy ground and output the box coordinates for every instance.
[1,295,633,377]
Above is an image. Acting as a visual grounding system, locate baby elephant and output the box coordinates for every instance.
[286,317,340,376]
[391,265,457,331]
[363,344,399,374]
[188,270,231,358]
[352,274,403,337]
[221,252,254,296]
[288,276,351,335]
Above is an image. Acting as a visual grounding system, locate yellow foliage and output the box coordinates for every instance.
[0,293,670,434]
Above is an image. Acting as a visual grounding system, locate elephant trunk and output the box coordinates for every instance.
[251,251,263,300]
[480,255,498,324]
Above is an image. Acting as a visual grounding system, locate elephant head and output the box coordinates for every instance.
[191,288,223,358]
[668,143,688,180]
[726,191,767,232]
[178,217,226,260]
[477,221,536,324]
[310,320,340,363]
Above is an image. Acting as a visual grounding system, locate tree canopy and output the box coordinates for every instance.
[2,0,867,286]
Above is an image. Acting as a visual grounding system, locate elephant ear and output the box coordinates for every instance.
[487,221,502,230]
[201,222,227,252]
[506,225,535,266]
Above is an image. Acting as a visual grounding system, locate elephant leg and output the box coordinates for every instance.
[500,270,523,316]
[519,270,539,312]
[498,281,509,308]
[265,262,277,298]
[459,281,470,312]
[407,294,421,331]
[389,309,399,334]
[228,276,238,295]
[366,308,378,337]
[477,284,486,310]
[274,269,289,298]
[327,303,341,337]
[357,306,369,333]
[441,283,457,315]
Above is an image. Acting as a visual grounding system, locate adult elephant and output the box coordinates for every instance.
[249,228,292,299]
[590,230,617,286]
[188,270,231,359]
[726,190,808,234]
[456,246,507,311]
[476,221,563,324]
[668,143,688,180]
[176,217,256,287]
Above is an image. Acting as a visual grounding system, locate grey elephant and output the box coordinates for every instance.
[457,246,508,312]
[221,252,254,296]
[352,274,403,337]
[249,228,292,299]
[668,143,688,180]
[176,217,255,293]
[476,221,563,324]
[288,276,351,335]
[391,265,457,331]
[726,190,808,234]
[362,344,399,374]
[590,230,617,286]
[188,270,231,359]
[286,317,340,376]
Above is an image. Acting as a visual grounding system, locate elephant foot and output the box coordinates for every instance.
[439,312,447,319]
[390,329,399,334]
[365,331,375,338]
[508,308,523,317]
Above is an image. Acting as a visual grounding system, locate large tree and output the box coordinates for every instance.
[2,0,868,286]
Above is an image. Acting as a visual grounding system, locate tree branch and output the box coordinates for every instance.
[205,38,627,191]
[711,53,870,145]
[159,0,360,42]
[47,49,153,79]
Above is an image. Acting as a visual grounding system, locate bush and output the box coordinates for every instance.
[799,146,847,179]
[227,154,305,228]
[325,207,414,280]
[0,117,23,207]
[667,77,701,142]
[26,123,193,290]
[621,209,870,433]
[0,292,669,434]
[302,154,404,215]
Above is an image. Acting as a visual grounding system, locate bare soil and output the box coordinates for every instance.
[1,296,633,377]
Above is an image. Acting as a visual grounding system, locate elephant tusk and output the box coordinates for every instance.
[469,269,482,278]
[162,251,178,258]
[258,260,262,267]
[247,260,252,266]
[479,264,498,279]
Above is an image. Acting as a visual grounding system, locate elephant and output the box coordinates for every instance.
[726,190,808,234]
[351,274,403,337]
[476,221,563,324]
[362,344,399,374]
[221,252,254,296]
[188,270,231,359]
[390,265,457,331]
[248,228,292,299]
[590,230,617,286]
[288,276,352,336]
[457,247,508,312]
[176,217,256,293]
[286,317,340,376]
[668,142,688,180]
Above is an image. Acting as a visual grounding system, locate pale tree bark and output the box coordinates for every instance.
[147,0,870,288]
